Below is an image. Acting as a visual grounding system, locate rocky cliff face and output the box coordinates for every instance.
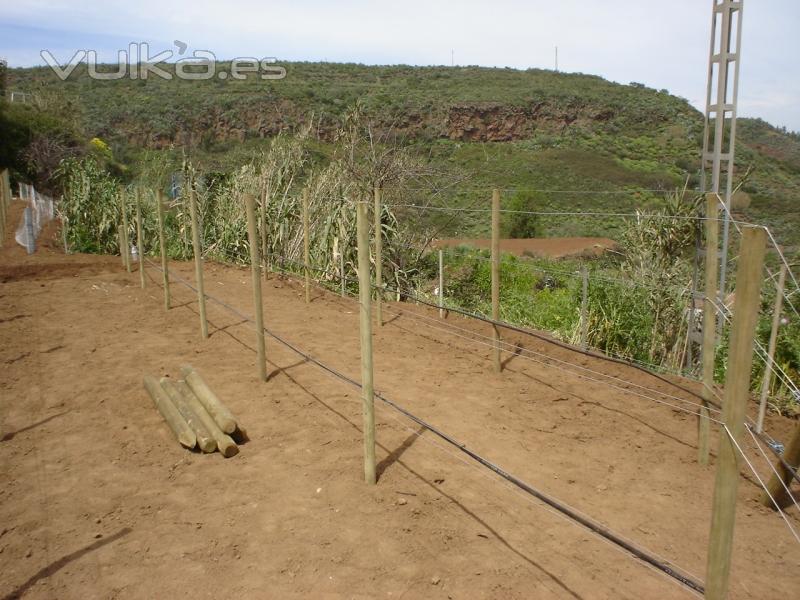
[107,99,621,149]
[445,101,615,142]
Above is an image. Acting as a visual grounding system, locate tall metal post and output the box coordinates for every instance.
[689,0,744,368]
[701,0,743,316]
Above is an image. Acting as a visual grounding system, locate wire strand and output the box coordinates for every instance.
[723,425,800,544]
[142,255,707,593]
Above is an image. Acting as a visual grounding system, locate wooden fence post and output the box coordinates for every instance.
[356,198,376,485]
[260,181,269,278]
[439,248,444,319]
[135,188,145,289]
[303,188,310,304]
[0,169,6,247]
[188,181,209,339]
[705,226,766,600]
[580,265,589,350]
[120,188,131,272]
[761,424,800,509]
[700,193,719,465]
[156,190,170,310]
[245,193,267,382]
[374,185,383,327]
[491,188,502,373]
[340,250,346,298]
[118,228,125,267]
[757,263,786,433]
[61,212,70,255]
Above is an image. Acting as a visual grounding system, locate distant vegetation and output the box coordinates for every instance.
[4,61,799,415]
[5,61,799,244]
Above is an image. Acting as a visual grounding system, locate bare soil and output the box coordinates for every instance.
[432,237,619,259]
[1,200,799,599]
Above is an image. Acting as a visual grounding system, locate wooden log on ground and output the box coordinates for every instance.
[175,380,239,458]
[143,376,195,449]
[160,378,216,453]
[180,365,238,434]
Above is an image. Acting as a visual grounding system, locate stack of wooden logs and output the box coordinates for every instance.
[143,365,244,457]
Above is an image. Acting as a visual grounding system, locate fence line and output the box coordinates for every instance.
[252,248,720,421]
[140,254,708,594]
[387,203,752,223]
[180,231,799,483]
[709,297,800,401]
[716,200,800,321]
[261,246,800,497]
[745,425,800,515]
[725,425,800,544]
[50,182,800,595]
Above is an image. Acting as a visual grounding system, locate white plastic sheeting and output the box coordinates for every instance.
[15,183,54,253]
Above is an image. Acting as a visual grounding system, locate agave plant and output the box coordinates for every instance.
[582,188,699,370]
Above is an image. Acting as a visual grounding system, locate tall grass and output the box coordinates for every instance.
[55,156,122,254]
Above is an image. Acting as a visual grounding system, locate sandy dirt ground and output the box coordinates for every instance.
[1,199,799,599]
[432,237,618,259]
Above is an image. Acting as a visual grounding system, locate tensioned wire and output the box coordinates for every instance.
[385,203,751,224]
[187,246,797,487]
[700,379,800,489]
[708,297,800,398]
[723,425,800,545]
[247,248,708,414]
[141,255,707,594]
[379,301,719,422]
[234,211,799,405]
[260,249,800,492]
[182,244,800,478]
[715,201,800,321]
[208,244,800,545]
[449,248,693,296]
[392,197,800,318]
[745,425,800,516]
[244,248,722,421]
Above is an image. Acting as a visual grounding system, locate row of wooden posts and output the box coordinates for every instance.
[120,184,796,599]
[0,169,12,247]
[690,193,800,599]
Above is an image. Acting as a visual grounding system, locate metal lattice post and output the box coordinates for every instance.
[702,0,743,319]
[689,0,744,367]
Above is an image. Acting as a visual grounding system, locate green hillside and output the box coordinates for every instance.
[5,61,800,244]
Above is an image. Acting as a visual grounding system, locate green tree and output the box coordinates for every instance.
[502,190,541,238]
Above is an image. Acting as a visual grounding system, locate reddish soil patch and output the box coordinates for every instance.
[1,201,798,599]
[433,237,619,259]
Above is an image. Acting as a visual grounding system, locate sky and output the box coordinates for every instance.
[1,0,798,131]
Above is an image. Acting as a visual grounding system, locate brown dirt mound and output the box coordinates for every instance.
[433,237,619,259]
